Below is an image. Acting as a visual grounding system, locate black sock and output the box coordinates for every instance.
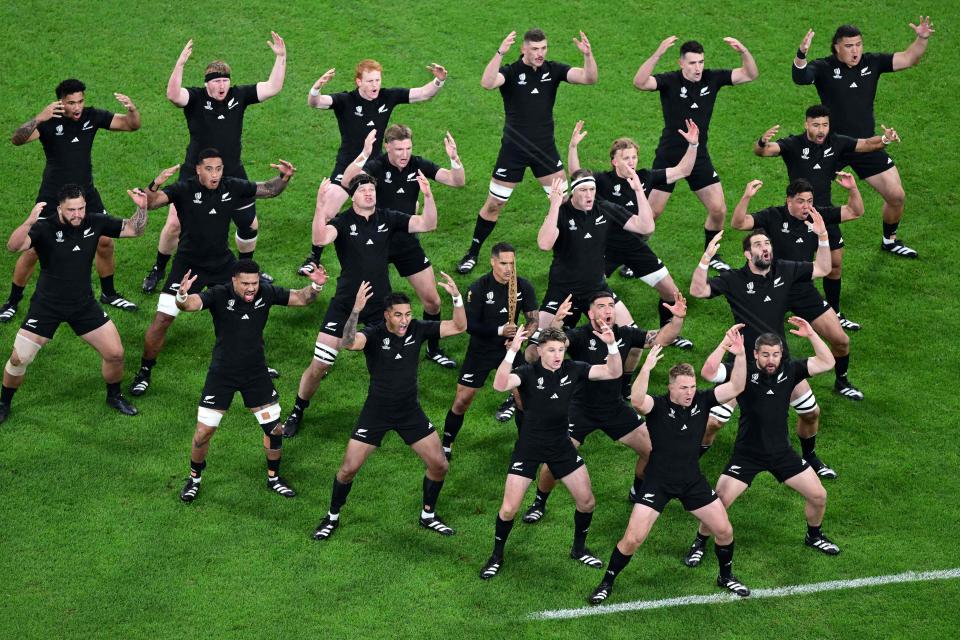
[7,283,25,306]
[155,252,171,271]
[267,457,281,475]
[238,250,254,261]
[882,222,899,240]
[694,531,710,546]
[106,381,121,398]
[799,434,817,459]
[699,443,712,459]
[572,510,594,553]
[469,216,496,255]
[604,546,633,584]
[424,311,441,352]
[715,541,735,580]
[807,523,822,538]
[189,459,206,478]
[823,277,842,313]
[620,373,633,399]
[704,228,721,251]
[533,489,551,507]
[835,354,850,380]
[443,410,465,447]
[291,395,310,419]
[657,298,674,327]
[0,385,16,404]
[100,275,117,297]
[139,358,156,373]
[422,476,444,513]
[311,244,324,261]
[329,477,353,515]
[493,515,514,556]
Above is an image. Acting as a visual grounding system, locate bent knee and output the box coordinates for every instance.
[576,494,596,513]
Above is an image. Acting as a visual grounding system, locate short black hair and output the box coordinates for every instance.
[754,332,784,351]
[491,242,515,257]
[197,148,223,163]
[743,228,770,252]
[787,178,815,198]
[523,28,547,43]
[587,290,615,307]
[233,259,261,276]
[680,41,704,57]
[570,167,594,182]
[383,292,411,310]
[805,104,831,120]
[347,173,377,195]
[832,24,862,54]
[57,184,84,203]
[55,79,86,98]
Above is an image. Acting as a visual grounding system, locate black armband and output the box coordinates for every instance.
[757,137,766,148]
[148,180,158,193]
[796,48,806,60]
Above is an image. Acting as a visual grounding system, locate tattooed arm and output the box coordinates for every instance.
[120,189,149,237]
[11,100,62,145]
[342,282,373,351]
[255,159,296,198]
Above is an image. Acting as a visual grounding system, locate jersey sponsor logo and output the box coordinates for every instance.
[365,238,374,245]
[556,159,563,167]
[887,157,893,164]
[833,67,842,79]
[536,376,545,390]
[203,395,216,404]
[860,67,871,76]
[71,137,79,143]
[530,88,539,94]
[746,282,755,295]
[517,73,527,86]
[82,120,93,131]
[812,163,822,170]
[495,168,507,177]
[485,291,495,304]
[55,124,64,136]
[366,120,375,126]
[221,192,231,201]
[377,104,388,114]
[796,236,805,244]
[680,86,688,99]
[354,105,363,116]
[700,86,710,96]
[72,245,81,251]
[382,338,391,350]
[240,313,249,320]
[763,295,772,302]
[583,232,592,239]
[396,188,405,194]
[690,102,699,109]
[349,224,358,236]
[208,207,217,215]
[626,200,634,207]
[773,276,784,288]
[541,72,551,82]
[394,353,403,359]
[681,423,688,431]
[217,114,225,120]
[377,223,388,233]
[549,392,559,399]
[227,97,238,109]
[82,228,94,238]
[559,375,571,386]
[55,230,64,243]
[849,82,858,88]
[766,389,775,395]
[499,306,508,313]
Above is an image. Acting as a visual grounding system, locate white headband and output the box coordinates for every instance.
[570,176,596,192]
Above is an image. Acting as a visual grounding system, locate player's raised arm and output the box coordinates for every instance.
[493,326,526,392]
[714,326,746,404]
[566,31,598,85]
[665,119,700,182]
[634,36,676,90]
[307,68,336,108]
[630,343,663,415]
[537,177,565,250]
[144,164,179,209]
[341,281,374,351]
[482,32,515,90]
[792,29,816,83]
[6,202,45,252]
[788,316,835,375]
[854,124,900,153]
[287,265,328,306]
[690,232,722,298]
[807,208,831,278]
[109,93,141,131]
[11,100,63,145]
[167,39,193,107]
[726,37,759,84]
[407,171,437,232]
[567,119,587,173]
[341,129,376,189]
[119,189,150,238]
[893,16,934,71]
[410,63,447,103]
[434,132,465,187]
[652,292,686,346]
[700,323,744,382]
[731,180,762,230]
[437,272,467,338]
[835,172,865,222]
[622,171,655,236]
[754,124,782,157]
[257,32,287,101]
[174,270,203,312]
[313,179,340,246]
[588,322,622,380]
[254,160,296,198]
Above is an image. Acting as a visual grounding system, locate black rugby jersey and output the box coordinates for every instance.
[498,58,572,141]
[330,88,410,165]
[750,205,842,262]
[37,107,114,191]
[792,53,894,138]
[735,359,810,455]
[182,85,260,173]
[776,132,857,207]
[566,324,648,413]
[362,154,440,214]
[28,212,123,302]
[162,177,257,268]
[198,283,290,371]
[464,272,537,352]
[547,200,631,291]
[514,359,591,445]
[594,169,665,252]
[645,389,720,482]
[328,207,410,302]
[654,69,732,150]
[360,319,439,407]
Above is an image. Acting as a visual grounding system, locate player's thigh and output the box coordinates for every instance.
[558,464,594,504]
[622,503,661,545]
[693,181,726,212]
[714,472,750,507]
[409,427,447,469]
[614,298,634,326]
[340,437,378,473]
[783,466,826,501]
[78,318,123,356]
[809,307,848,347]
[501,473,534,513]
[618,423,651,455]
[690,497,732,536]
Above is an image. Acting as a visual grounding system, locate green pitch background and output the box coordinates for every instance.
[1,1,958,638]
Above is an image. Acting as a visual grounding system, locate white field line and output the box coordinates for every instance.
[529,568,960,621]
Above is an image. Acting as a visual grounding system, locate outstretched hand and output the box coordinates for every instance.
[679,119,700,144]
[307,263,328,288]
[553,294,574,327]
[315,178,332,212]
[267,31,286,56]
[179,269,199,297]
[744,179,763,198]
[444,131,459,159]
[799,29,815,54]
[655,36,678,56]
[834,171,857,190]
[426,63,448,81]
[663,291,687,318]
[127,188,148,209]
[573,31,592,56]
[760,124,780,145]
[570,119,588,147]
[272,159,296,180]
[910,16,935,39]
[177,39,194,67]
[787,315,815,338]
[880,124,900,144]
[548,176,566,208]
[705,230,723,258]
[725,323,745,355]
[642,343,664,371]
[416,170,433,198]
[499,31,517,55]
[353,281,373,313]
[594,321,615,345]
[806,206,827,236]
[509,325,528,352]
[436,271,460,297]
[723,37,748,53]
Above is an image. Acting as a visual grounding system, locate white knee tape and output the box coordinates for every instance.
[197,407,224,427]
[640,266,670,287]
[707,363,728,384]
[489,181,514,201]
[255,403,281,425]
[5,334,42,376]
[791,390,818,415]
[314,342,339,365]
[157,293,182,317]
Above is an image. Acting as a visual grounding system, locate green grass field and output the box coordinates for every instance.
[1,1,959,638]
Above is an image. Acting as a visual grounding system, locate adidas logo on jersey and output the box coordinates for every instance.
[217,115,225,120]
[583,232,592,238]
[71,137,79,143]
[549,393,559,399]
[240,314,249,320]
[690,102,699,109]
[849,82,858,88]
[366,120,375,126]
[763,295,772,302]
[396,188,405,194]
[394,353,403,360]
[681,424,688,430]
[766,389,775,395]
[366,239,374,245]
[72,245,81,251]
[208,208,217,215]
[813,163,821,169]
[530,88,539,94]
